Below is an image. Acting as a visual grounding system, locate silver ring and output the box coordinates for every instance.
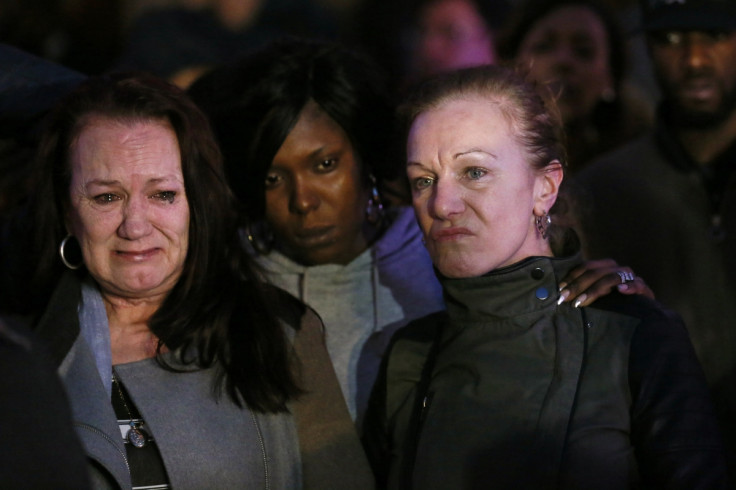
[616,270,635,284]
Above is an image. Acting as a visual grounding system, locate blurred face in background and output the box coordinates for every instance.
[264,100,371,266]
[649,30,736,128]
[516,4,614,124]
[411,0,496,80]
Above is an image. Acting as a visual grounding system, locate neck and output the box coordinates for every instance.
[675,110,736,165]
[102,293,165,365]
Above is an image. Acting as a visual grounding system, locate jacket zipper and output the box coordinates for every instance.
[249,412,270,490]
[74,421,130,472]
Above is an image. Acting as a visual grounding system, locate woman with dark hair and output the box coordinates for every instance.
[188,39,441,426]
[26,73,372,489]
[498,0,653,172]
[189,38,656,428]
[362,64,727,488]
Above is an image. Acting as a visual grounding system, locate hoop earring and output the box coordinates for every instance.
[59,234,83,270]
[245,221,274,255]
[535,212,551,240]
[365,175,385,225]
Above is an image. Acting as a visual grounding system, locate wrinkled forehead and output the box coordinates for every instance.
[70,114,173,151]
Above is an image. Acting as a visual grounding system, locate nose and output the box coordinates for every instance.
[289,177,320,214]
[683,34,711,70]
[117,196,153,240]
[550,45,576,73]
[429,178,464,220]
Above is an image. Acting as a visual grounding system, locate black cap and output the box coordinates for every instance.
[641,0,736,32]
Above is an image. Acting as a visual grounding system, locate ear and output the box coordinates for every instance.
[533,160,563,216]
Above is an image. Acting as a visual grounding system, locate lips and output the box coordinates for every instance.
[430,227,473,242]
[292,225,335,246]
[114,248,160,262]
[678,78,717,103]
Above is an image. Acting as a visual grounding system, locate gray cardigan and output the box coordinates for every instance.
[35,273,373,489]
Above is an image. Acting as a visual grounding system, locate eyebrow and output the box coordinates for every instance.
[454,148,497,160]
[85,179,119,188]
[84,176,182,189]
[406,148,497,167]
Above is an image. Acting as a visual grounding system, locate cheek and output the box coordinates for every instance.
[651,51,677,77]
[72,206,115,242]
[174,206,190,247]
[337,187,369,233]
[264,191,290,231]
[519,52,548,77]
[585,59,612,88]
[332,171,369,218]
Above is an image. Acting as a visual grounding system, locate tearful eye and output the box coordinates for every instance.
[153,191,177,203]
[93,193,119,204]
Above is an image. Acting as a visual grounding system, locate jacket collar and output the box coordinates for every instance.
[439,252,581,325]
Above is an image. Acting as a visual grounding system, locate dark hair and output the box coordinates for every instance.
[400,65,570,247]
[31,74,300,412]
[187,37,399,224]
[498,0,627,95]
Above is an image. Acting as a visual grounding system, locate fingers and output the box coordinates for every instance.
[558,260,649,307]
[616,277,656,299]
[557,258,618,291]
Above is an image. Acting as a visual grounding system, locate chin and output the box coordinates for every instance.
[437,261,488,279]
[115,270,176,297]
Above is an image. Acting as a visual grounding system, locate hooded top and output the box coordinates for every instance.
[256,206,445,424]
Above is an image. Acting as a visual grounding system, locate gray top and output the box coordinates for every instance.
[257,206,445,424]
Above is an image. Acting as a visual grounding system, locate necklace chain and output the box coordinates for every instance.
[112,372,149,449]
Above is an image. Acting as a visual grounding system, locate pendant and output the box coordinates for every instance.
[126,423,149,449]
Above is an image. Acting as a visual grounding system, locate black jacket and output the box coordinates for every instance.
[363,253,728,489]
[573,113,736,469]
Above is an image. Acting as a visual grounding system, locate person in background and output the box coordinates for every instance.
[0,43,86,315]
[498,0,653,173]
[0,44,86,315]
[25,73,372,489]
[400,0,511,87]
[346,0,509,97]
[363,64,728,489]
[115,0,337,88]
[189,37,656,429]
[574,0,736,473]
[0,0,124,76]
[0,316,90,489]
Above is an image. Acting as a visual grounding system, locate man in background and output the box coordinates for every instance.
[575,0,736,472]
